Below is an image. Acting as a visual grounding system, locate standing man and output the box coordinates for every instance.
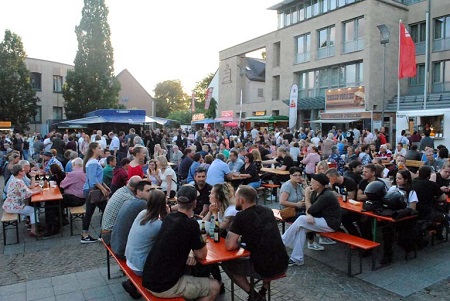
[178,148,194,183]
[223,185,288,301]
[142,185,220,301]
[108,132,120,158]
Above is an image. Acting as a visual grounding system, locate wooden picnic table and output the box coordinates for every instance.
[260,167,290,175]
[31,186,64,238]
[198,237,250,265]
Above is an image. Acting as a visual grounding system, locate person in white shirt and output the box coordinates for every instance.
[393,143,407,160]
[109,132,120,157]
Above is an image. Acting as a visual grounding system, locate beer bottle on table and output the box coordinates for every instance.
[209,215,215,238]
[214,220,220,243]
[201,221,207,242]
[342,187,348,202]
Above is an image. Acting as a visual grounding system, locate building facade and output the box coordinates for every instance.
[24,58,154,133]
[218,0,450,139]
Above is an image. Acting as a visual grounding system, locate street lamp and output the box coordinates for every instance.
[377,24,390,128]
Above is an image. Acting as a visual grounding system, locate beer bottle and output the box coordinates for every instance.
[214,220,220,243]
[209,215,215,238]
[201,221,207,242]
[342,187,348,202]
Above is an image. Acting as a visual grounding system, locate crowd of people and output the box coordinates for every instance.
[1,124,449,300]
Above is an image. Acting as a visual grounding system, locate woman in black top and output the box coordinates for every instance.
[239,153,261,189]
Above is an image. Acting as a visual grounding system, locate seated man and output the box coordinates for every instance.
[282,174,341,266]
[222,185,288,301]
[206,153,232,186]
[101,176,142,244]
[142,185,220,301]
[60,158,86,208]
[325,168,357,200]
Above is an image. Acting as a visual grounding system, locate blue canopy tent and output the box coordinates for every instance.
[191,118,220,124]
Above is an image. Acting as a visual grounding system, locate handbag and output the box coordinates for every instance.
[279,207,296,220]
[88,183,111,204]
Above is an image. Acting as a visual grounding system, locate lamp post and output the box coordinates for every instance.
[377,24,390,129]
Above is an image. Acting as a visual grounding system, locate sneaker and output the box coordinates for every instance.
[122,280,142,299]
[266,195,275,202]
[80,235,98,244]
[288,259,304,267]
[307,242,324,251]
[319,237,336,245]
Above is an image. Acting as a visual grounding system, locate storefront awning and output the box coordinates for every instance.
[191,119,220,124]
[309,119,359,124]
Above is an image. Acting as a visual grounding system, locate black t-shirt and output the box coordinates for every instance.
[412,177,443,217]
[142,212,205,292]
[229,205,288,278]
[346,130,354,144]
[331,176,357,196]
[239,162,260,184]
[276,155,294,170]
[308,189,342,230]
[358,179,370,192]
[343,171,362,185]
[193,183,212,215]
[178,156,194,179]
[435,173,450,194]
[283,133,294,143]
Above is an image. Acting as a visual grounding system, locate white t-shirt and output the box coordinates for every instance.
[159,167,177,192]
[388,186,418,207]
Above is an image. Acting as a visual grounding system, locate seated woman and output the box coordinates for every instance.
[155,155,177,199]
[2,164,42,237]
[146,160,159,185]
[125,189,168,276]
[110,158,130,196]
[279,167,305,223]
[238,153,261,189]
[203,182,237,233]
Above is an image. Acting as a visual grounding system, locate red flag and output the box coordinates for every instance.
[398,22,416,79]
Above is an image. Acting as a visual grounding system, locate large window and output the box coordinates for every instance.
[297,62,363,98]
[295,33,311,64]
[30,72,41,91]
[273,42,281,67]
[410,22,426,55]
[432,61,450,92]
[30,106,42,124]
[343,17,365,53]
[53,75,63,92]
[434,15,450,51]
[272,76,280,100]
[53,107,63,120]
[317,26,335,58]
[408,64,425,94]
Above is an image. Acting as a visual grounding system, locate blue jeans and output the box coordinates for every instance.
[247,180,261,189]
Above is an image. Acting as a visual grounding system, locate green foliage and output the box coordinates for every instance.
[167,110,192,125]
[153,80,189,117]
[0,30,38,131]
[63,0,120,119]
[192,73,214,111]
[205,97,217,119]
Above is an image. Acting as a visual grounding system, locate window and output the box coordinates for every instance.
[432,61,450,92]
[272,76,280,100]
[295,33,311,64]
[343,17,365,53]
[53,107,63,120]
[30,72,41,91]
[317,26,335,58]
[284,10,291,26]
[257,88,264,97]
[409,64,425,92]
[273,42,281,67]
[434,15,450,51]
[410,22,426,55]
[30,106,42,124]
[53,75,63,92]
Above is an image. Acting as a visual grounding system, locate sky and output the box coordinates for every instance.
[0,0,277,95]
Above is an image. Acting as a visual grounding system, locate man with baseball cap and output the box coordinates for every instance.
[142,185,220,301]
[282,173,341,266]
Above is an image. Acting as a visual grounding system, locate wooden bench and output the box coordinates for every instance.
[231,272,286,301]
[261,183,280,203]
[102,240,184,301]
[405,160,425,169]
[1,212,19,245]
[429,222,449,246]
[68,206,86,236]
[319,231,380,277]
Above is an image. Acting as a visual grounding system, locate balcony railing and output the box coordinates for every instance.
[317,45,335,59]
[415,42,425,55]
[431,82,450,93]
[433,37,450,52]
[295,52,310,64]
[343,38,364,53]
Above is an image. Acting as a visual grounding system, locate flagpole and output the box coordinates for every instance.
[424,10,430,110]
[397,19,401,112]
[239,89,243,128]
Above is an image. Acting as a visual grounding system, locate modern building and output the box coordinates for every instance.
[218,0,450,143]
[24,58,155,133]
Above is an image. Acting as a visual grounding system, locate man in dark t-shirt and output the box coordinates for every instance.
[193,169,212,216]
[325,168,357,199]
[178,148,194,182]
[142,185,220,300]
[222,186,288,301]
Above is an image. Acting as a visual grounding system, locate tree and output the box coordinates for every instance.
[167,110,192,125]
[63,0,120,119]
[0,30,38,131]
[192,73,214,112]
[153,80,189,117]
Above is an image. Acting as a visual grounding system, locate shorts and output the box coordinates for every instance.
[148,275,210,300]
[221,257,262,279]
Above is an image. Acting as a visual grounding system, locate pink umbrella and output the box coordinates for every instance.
[223,122,238,127]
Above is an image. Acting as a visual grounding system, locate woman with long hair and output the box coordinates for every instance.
[155,155,177,199]
[125,190,168,276]
[146,160,159,185]
[203,183,237,231]
[302,145,321,181]
[81,142,109,243]
[128,145,146,180]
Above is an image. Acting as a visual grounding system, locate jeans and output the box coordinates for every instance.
[82,189,107,232]
[247,180,261,189]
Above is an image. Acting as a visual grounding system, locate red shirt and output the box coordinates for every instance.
[127,164,144,180]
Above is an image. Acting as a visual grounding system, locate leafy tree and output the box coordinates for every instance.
[167,110,192,125]
[153,80,189,117]
[63,0,120,119]
[0,30,38,131]
[192,73,214,112]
